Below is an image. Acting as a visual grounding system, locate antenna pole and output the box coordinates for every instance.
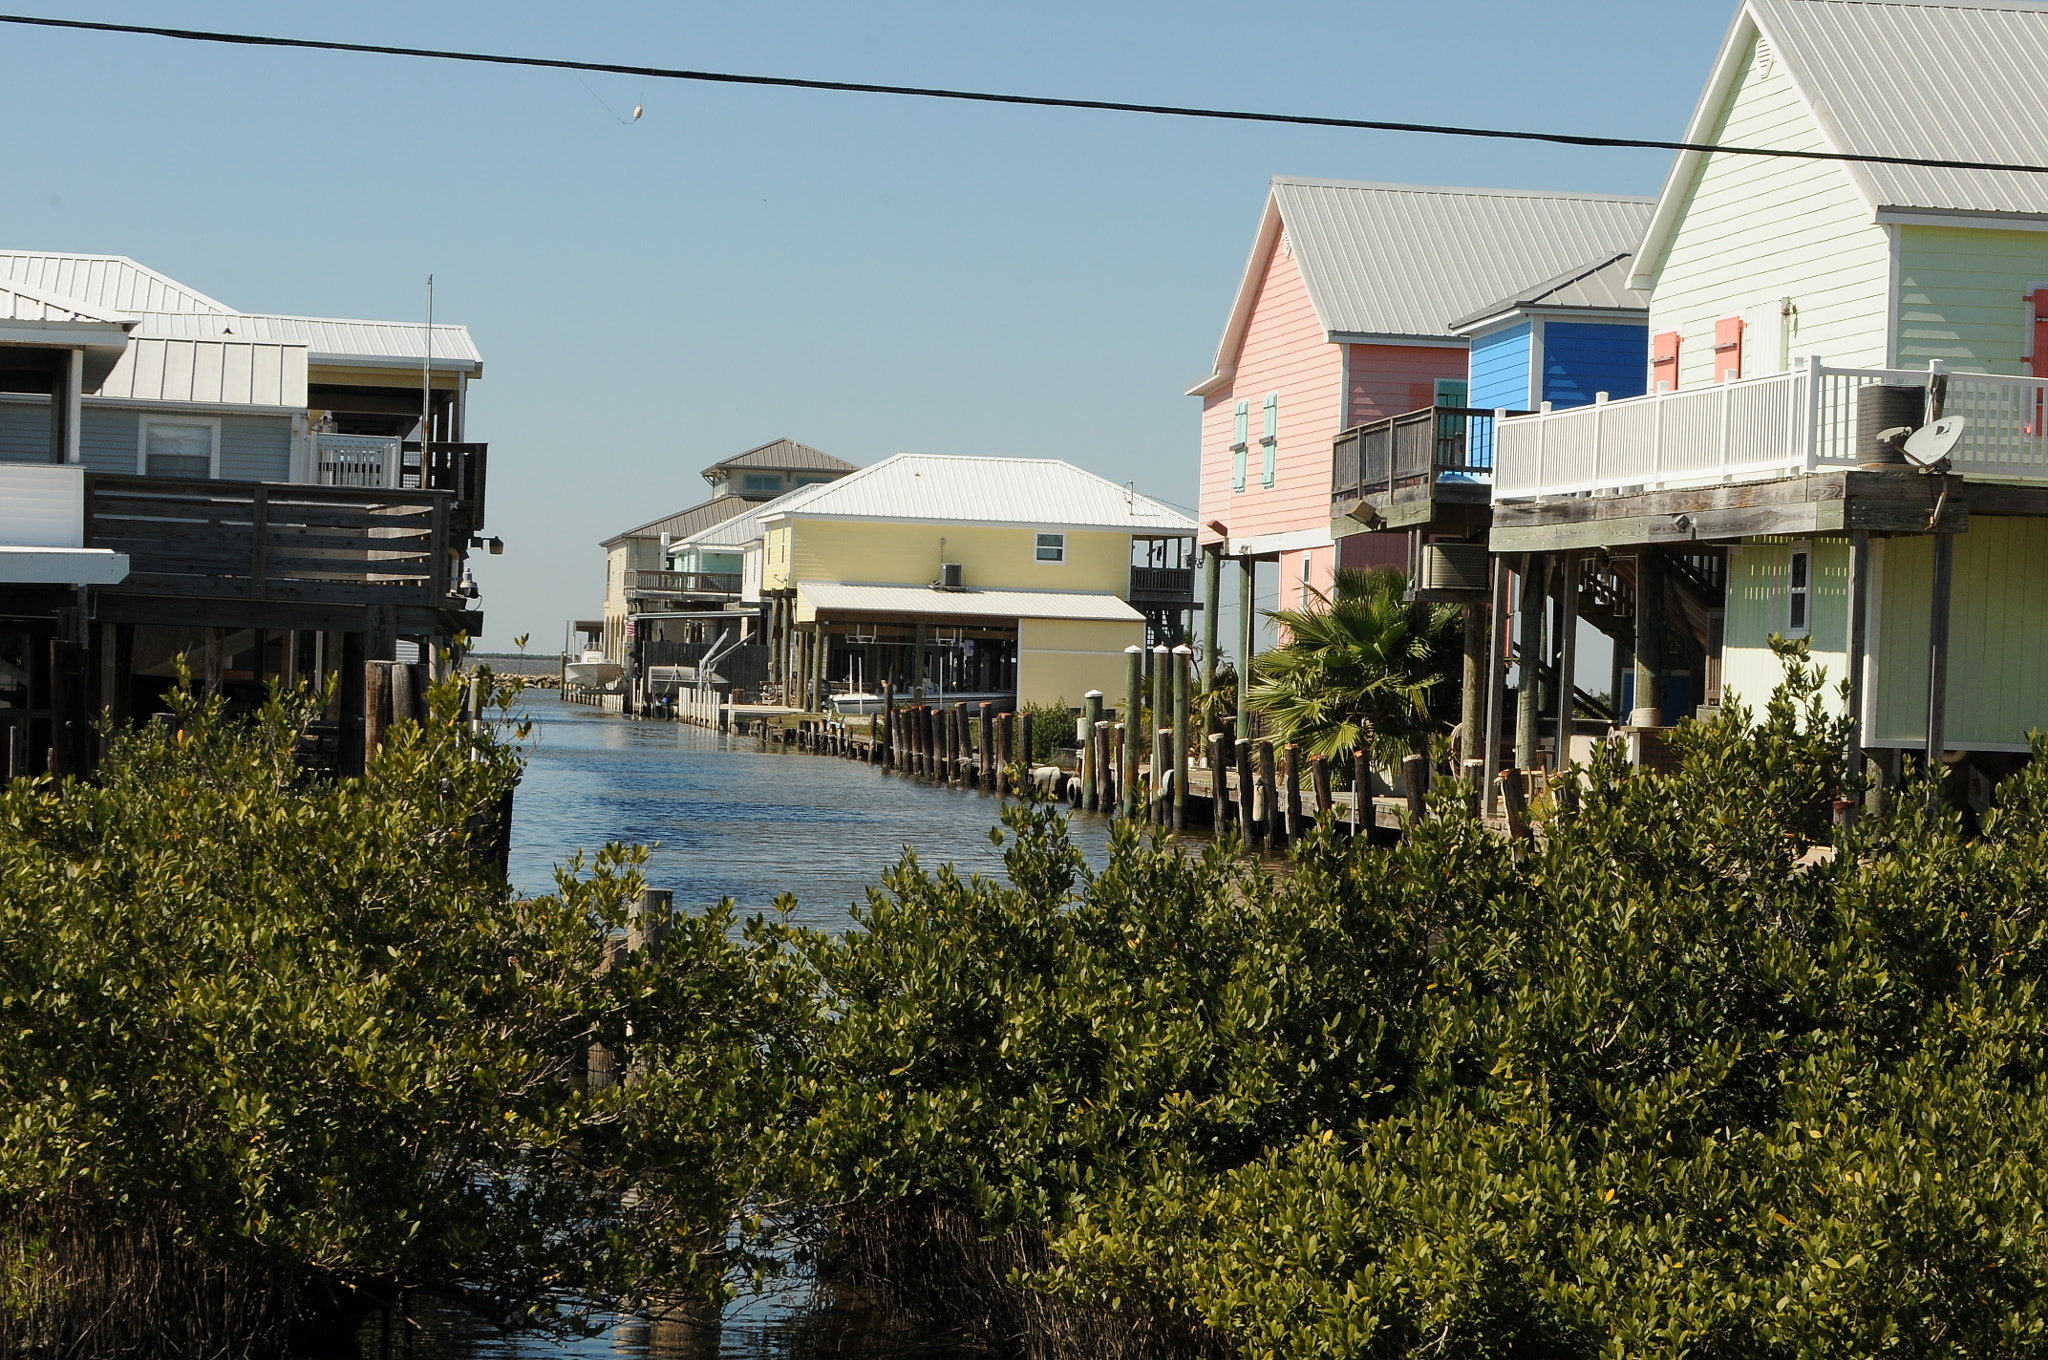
[421,274,434,485]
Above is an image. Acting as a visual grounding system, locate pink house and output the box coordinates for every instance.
[1189,178,1653,665]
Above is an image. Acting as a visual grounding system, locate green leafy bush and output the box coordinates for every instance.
[0,678,811,1356]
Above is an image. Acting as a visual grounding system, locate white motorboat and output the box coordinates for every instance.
[830,691,885,716]
[563,649,624,689]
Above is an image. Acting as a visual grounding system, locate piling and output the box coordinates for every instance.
[1402,753,1429,824]
[1207,731,1230,830]
[363,660,391,763]
[1153,727,1169,826]
[997,711,1014,790]
[1311,754,1332,815]
[1122,646,1143,820]
[1094,721,1112,813]
[1282,744,1302,843]
[1019,710,1035,780]
[1354,750,1369,836]
[1259,742,1283,851]
[1500,767,1531,840]
[1236,738,1260,850]
[1172,645,1191,833]
[978,702,994,789]
[1082,691,1103,813]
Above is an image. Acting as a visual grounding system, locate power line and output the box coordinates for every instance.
[6,11,2048,177]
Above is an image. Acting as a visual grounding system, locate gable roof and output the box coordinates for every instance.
[0,251,231,315]
[1633,0,2048,286]
[701,437,853,481]
[128,311,484,373]
[1450,253,1651,333]
[602,495,754,549]
[1189,179,1654,396]
[759,453,1197,534]
[677,480,838,551]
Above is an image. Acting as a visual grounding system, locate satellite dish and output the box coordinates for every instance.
[1904,415,1966,469]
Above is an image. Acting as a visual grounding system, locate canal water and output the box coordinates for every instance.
[442,694,1117,1358]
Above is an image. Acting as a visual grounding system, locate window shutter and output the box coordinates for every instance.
[1261,393,1278,487]
[1234,399,1249,445]
[1652,331,1681,392]
[1433,378,1469,409]
[1231,399,1248,491]
[2029,289,2048,378]
[1261,440,1276,487]
[1232,445,1246,492]
[1263,392,1278,440]
[1714,315,1745,383]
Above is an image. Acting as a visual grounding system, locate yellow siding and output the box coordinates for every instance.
[1648,36,1891,383]
[764,524,793,591]
[1720,539,1850,717]
[783,520,1129,595]
[1874,520,2048,750]
[1896,226,2048,375]
[1017,617,1143,710]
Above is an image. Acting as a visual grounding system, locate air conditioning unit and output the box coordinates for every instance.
[938,562,965,590]
[1421,542,1491,594]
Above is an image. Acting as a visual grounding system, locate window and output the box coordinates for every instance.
[795,475,834,486]
[1299,550,1313,606]
[1035,532,1066,563]
[140,419,216,478]
[743,473,783,494]
[1231,399,1248,491]
[1260,392,1278,487]
[1787,548,1811,635]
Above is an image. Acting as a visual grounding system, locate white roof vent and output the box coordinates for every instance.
[1753,36,1774,78]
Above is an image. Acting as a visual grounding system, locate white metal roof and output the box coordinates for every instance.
[797,581,1144,623]
[128,311,483,373]
[0,251,231,315]
[1189,180,1653,395]
[677,480,837,550]
[99,338,310,409]
[760,453,1196,534]
[1635,0,2048,283]
[1451,253,1651,332]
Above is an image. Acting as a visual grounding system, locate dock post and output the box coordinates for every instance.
[1094,721,1113,812]
[1515,553,1546,773]
[1927,530,1955,807]
[1403,753,1429,826]
[1152,643,1170,821]
[1256,740,1279,850]
[1631,550,1665,732]
[1354,750,1368,836]
[363,660,391,765]
[1237,555,1255,741]
[1554,551,1579,770]
[978,702,994,789]
[1482,556,1510,815]
[1311,754,1332,816]
[1172,644,1191,833]
[1019,710,1034,780]
[1207,731,1229,830]
[1123,646,1143,820]
[1282,743,1302,843]
[997,711,1013,789]
[1081,691,1103,812]
[1501,766,1532,840]
[1236,737,1259,849]
[1201,547,1221,694]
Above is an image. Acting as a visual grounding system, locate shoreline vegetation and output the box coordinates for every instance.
[7,649,2048,1357]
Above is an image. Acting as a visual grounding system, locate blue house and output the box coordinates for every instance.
[1451,253,1649,412]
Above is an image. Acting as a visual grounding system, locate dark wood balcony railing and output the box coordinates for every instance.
[86,474,457,608]
[1128,565,1195,604]
[625,568,742,597]
[403,440,488,537]
[1331,406,1518,507]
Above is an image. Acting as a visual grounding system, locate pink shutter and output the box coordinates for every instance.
[1714,316,1745,383]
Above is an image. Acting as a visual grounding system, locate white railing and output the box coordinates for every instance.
[315,434,403,489]
[1493,357,2048,501]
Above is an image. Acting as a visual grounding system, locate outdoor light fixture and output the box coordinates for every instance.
[470,535,505,555]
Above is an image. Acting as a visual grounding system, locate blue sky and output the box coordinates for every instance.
[0,1,1734,650]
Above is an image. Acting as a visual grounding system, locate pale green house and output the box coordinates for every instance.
[1485,0,2048,798]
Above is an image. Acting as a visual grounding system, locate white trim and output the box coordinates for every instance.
[0,320,132,348]
[763,512,1195,534]
[1225,524,1333,558]
[64,347,82,465]
[84,394,295,417]
[1019,646,1144,656]
[1528,317,1547,410]
[1885,224,1902,369]
[1875,209,2048,234]
[0,545,129,585]
[136,413,221,478]
[1326,332,1469,349]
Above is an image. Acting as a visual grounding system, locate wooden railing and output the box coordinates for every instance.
[625,568,741,597]
[1128,565,1195,603]
[86,475,456,607]
[1331,406,1507,506]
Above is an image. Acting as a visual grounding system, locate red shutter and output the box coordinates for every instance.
[2029,288,2048,378]
[1714,316,1745,383]
[1652,331,1681,393]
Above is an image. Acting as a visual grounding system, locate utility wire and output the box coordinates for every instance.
[6,11,2048,176]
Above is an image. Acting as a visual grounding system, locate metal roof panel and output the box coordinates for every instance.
[798,581,1144,623]
[761,453,1196,533]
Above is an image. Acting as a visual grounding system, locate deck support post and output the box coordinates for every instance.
[1927,530,1955,808]
[1461,591,1485,769]
[1172,644,1191,832]
[1081,691,1103,811]
[1631,550,1665,731]
[1236,737,1258,848]
[1554,551,1579,768]
[1236,556,1254,741]
[1515,553,1545,772]
[1152,644,1170,822]
[1846,529,1871,801]
[1481,554,1510,816]
[1201,548,1221,693]
[1123,645,1143,819]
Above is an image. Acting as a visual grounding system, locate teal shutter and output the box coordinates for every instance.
[1260,392,1278,487]
[1231,400,1248,491]
[1434,378,1469,408]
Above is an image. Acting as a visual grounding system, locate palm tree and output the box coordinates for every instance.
[1248,566,1461,766]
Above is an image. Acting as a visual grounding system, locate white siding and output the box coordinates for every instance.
[1646,35,1892,385]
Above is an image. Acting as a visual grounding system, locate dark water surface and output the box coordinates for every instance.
[449,695,1115,1357]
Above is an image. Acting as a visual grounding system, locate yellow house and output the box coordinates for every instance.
[760,454,1196,710]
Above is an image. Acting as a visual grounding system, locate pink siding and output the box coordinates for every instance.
[1197,242,1343,550]
[1346,344,1470,427]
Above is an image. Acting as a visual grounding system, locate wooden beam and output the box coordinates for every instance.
[1927,530,1955,804]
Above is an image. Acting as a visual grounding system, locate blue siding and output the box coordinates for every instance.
[1468,323,1531,412]
[1542,322,1649,408]
[220,415,291,481]
[0,402,50,462]
[80,407,137,474]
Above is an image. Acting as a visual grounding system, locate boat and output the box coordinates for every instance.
[830,691,885,716]
[563,649,624,689]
